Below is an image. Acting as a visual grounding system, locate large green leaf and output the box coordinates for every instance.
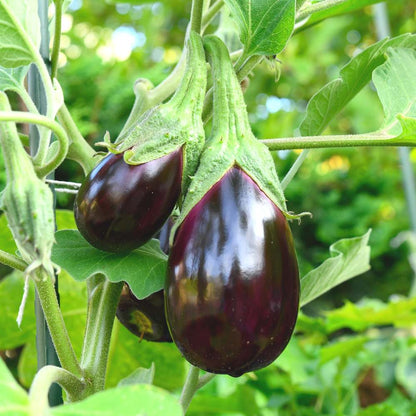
[0,357,29,416]
[300,34,416,136]
[300,230,371,306]
[0,0,40,68]
[51,384,182,416]
[224,0,296,56]
[52,230,167,300]
[373,48,416,136]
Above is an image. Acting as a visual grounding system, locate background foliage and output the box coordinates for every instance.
[1,0,416,415]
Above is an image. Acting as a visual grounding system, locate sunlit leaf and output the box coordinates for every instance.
[225,0,296,56]
[300,230,371,306]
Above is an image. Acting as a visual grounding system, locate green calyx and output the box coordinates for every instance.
[107,31,207,193]
[0,92,55,276]
[176,35,289,230]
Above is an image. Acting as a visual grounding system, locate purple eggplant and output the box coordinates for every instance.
[165,167,299,376]
[74,149,182,252]
[116,285,172,342]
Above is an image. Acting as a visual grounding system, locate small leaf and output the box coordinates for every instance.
[118,363,155,386]
[51,384,182,416]
[320,335,369,364]
[0,214,17,254]
[300,230,371,306]
[0,65,28,93]
[225,0,296,56]
[51,230,167,300]
[0,357,30,416]
[373,48,416,135]
[0,0,40,68]
[300,34,416,136]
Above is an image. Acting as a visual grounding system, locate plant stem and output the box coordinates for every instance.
[281,149,310,190]
[57,104,98,173]
[51,0,64,80]
[80,279,123,393]
[0,111,69,178]
[29,365,86,414]
[260,132,416,151]
[0,249,26,271]
[296,0,348,21]
[202,0,224,30]
[190,0,204,33]
[196,373,216,389]
[180,365,200,413]
[34,268,83,379]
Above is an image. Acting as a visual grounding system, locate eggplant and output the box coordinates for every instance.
[165,167,299,376]
[74,149,182,252]
[116,285,172,342]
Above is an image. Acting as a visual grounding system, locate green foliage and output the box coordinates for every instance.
[52,230,167,300]
[224,0,295,56]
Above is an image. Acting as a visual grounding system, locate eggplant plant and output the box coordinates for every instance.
[0,0,415,415]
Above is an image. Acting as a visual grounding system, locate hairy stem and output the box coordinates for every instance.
[0,249,26,271]
[297,0,348,21]
[281,149,310,190]
[57,104,98,173]
[51,0,64,79]
[29,365,86,414]
[34,268,83,378]
[0,111,69,178]
[180,365,200,413]
[190,0,205,33]
[202,0,224,30]
[261,132,416,150]
[80,280,123,393]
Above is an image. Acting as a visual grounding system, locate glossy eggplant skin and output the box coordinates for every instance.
[165,167,299,377]
[74,149,182,252]
[116,285,172,342]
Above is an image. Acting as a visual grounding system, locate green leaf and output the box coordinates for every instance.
[187,385,260,415]
[106,322,186,391]
[300,34,416,136]
[320,335,368,364]
[55,209,76,230]
[0,271,35,350]
[0,0,40,67]
[0,357,30,416]
[372,48,416,135]
[51,230,167,300]
[0,66,28,94]
[118,363,155,386]
[0,214,17,254]
[300,230,371,306]
[51,384,182,416]
[224,0,296,56]
[301,0,383,27]
[325,297,416,332]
